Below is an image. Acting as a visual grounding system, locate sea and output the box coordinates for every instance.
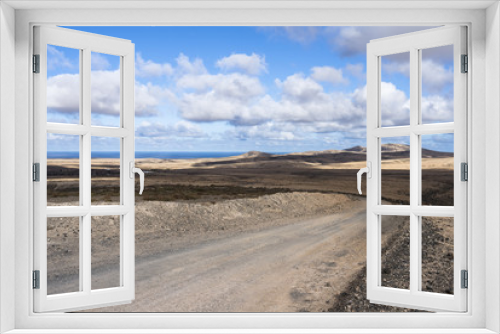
[47,151,286,159]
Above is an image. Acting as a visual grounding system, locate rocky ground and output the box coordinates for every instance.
[329,216,454,312]
[47,191,454,312]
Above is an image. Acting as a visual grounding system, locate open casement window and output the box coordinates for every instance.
[33,26,137,312]
[364,26,467,312]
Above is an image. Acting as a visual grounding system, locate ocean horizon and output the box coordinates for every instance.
[47,151,289,159]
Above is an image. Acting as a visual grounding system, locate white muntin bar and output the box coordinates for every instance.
[82,47,92,296]
[90,205,130,216]
[409,45,419,295]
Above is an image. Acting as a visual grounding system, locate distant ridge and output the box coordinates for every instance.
[241,151,272,158]
[189,144,452,168]
[345,144,411,152]
[345,146,366,152]
[381,144,410,152]
[346,144,411,152]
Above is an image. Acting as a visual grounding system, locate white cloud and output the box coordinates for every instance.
[379,81,410,126]
[176,53,207,75]
[260,27,320,45]
[382,58,452,95]
[136,120,205,138]
[421,95,454,123]
[176,71,368,131]
[91,53,111,70]
[421,59,453,94]
[176,72,266,123]
[382,61,410,76]
[135,82,169,116]
[47,70,166,117]
[216,53,267,76]
[177,73,264,100]
[345,63,365,79]
[330,26,434,57]
[90,70,121,115]
[47,45,74,70]
[46,74,80,114]
[310,66,348,85]
[227,122,298,141]
[276,73,325,103]
[136,53,173,77]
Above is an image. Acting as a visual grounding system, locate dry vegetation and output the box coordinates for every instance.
[47,145,455,312]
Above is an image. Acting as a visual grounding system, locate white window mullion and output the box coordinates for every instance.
[121,50,135,294]
[409,47,420,295]
[365,45,380,302]
[81,47,92,295]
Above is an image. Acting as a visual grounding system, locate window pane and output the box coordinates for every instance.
[380,52,410,127]
[421,45,454,124]
[47,133,80,206]
[46,45,80,124]
[381,137,410,205]
[91,52,121,127]
[47,217,80,295]
[421,217,454,294]
[92,215,121,290]
[381,215,410,290]
[91,137,121,205]
[421,133,454,206]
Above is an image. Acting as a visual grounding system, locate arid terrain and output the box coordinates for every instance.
[46,144,454,312]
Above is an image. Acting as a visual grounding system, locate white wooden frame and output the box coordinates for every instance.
[1,2,498,333]
[366,26,467,312]
[33,26,136,312]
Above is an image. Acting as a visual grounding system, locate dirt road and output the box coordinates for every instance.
[85,201,369,313]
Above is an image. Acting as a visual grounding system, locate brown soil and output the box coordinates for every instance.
[46,148,455,312]
[329,216,454,312]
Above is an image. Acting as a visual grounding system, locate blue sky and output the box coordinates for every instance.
[46,26,454,153]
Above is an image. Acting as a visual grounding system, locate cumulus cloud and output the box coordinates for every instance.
[382,61,410,76]
[421,60,453,94]
[46,74,80,114]
[91,53,111,70]
[379,82,410,126]
[262,27,320,45]
[216,53,267,76]
[227,122,298,141]
[421,95,454,123]
[329,26,435,57]
[136,53,173,77]
[176,72,266,123]
[47,70,167,118]
[90,70,121,115]
[176,53,207,75]
[276,73,325,103]
[382,58,452,95]
[178,73,264,99]
[310,66,348,85]
[47,45,74,70]
[136,120,205,138]
[175,70,368,131]
[345,63,365,79]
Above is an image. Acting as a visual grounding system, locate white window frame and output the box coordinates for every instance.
[1,1,499,333]
[33,26,136,313]
[365,26,467,312]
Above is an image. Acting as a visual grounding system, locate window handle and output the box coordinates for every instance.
[357,162,371,195]
[129,161,144,195]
